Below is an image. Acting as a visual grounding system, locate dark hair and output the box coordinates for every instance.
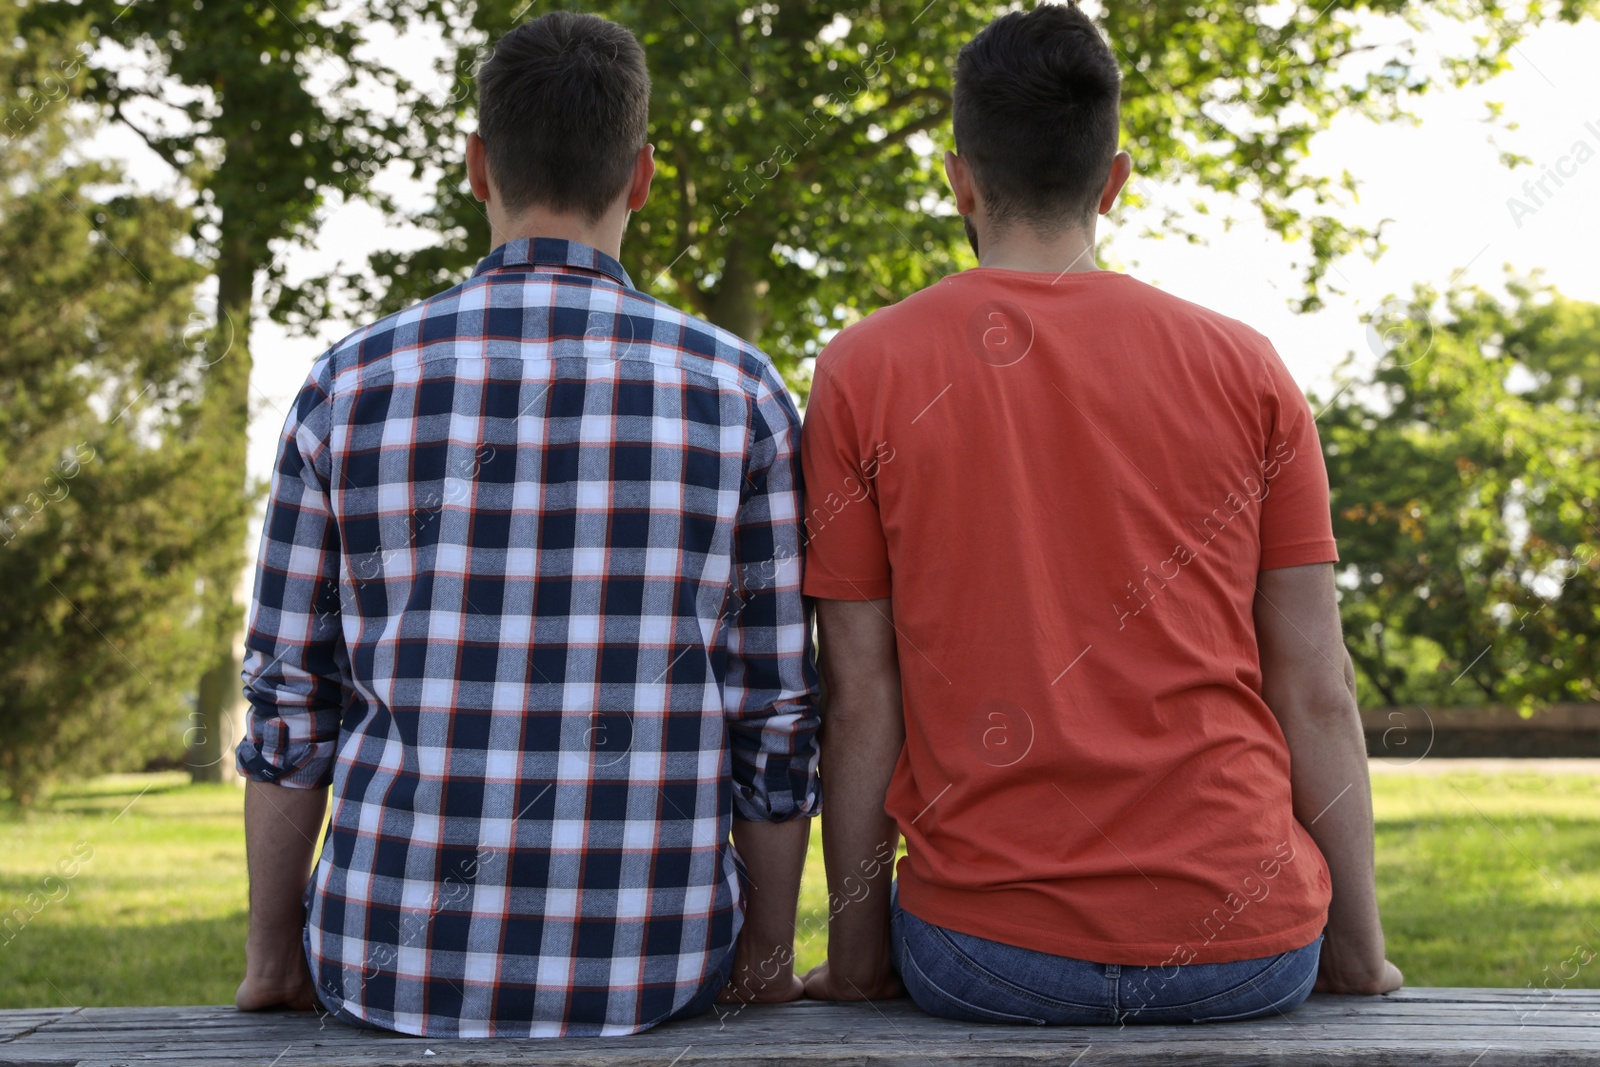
[952,3,1122,232]
[476,12,651,220]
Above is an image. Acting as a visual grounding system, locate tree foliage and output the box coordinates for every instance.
[1321,279,1600,710]
[350,0,1600,393]
[0,13,239,802]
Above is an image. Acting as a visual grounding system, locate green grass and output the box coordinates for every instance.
[1370,770,1600,987]
[1,768,1595,1008]
[0,774,249,1008]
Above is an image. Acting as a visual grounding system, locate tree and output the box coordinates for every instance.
[1319,279,1600,710]
[20,0,457,780]
[352,0,1600,390]
[0,12,237,803]
[20,0,1598,782]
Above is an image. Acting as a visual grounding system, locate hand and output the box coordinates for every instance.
[1314,956,1403,995]
[236,938,318,1012]
[717,968,804,1005]
[236,967,317,1012]
[803,959,903,1002]
[717,950,804,1005]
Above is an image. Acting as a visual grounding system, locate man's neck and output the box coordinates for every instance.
[977,221,1102,276]
[489,207,626,262]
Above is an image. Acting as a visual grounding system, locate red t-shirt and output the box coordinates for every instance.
[801,266,1336,966]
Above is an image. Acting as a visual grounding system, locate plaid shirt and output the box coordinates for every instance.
[236,238,821,1038]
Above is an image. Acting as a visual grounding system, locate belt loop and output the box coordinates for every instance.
[1105,963,1121,979]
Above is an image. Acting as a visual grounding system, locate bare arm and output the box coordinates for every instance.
[235,359,344,1012]
[803,598,904,1001]
[1254,563,1401,995]
[711,381,821,1004]
[236,779,328,1011]
[720,818,811,1003]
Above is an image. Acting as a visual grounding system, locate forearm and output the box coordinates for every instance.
[1278,667,1385,977]
[243,779,328,968]
[730,816,812,985]
[819,677,902,982]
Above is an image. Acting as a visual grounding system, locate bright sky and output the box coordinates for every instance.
[93,12,1600,500]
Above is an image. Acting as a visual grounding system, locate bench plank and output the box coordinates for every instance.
[2,989,1596,1066]
[0,1012,75,1046]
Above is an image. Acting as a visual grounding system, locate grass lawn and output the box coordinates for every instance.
[2,766,1595,1008]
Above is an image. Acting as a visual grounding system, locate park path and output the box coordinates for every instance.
[1368,757,1600,775]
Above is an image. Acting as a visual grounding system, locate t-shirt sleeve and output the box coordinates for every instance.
[800,354,893,600]
[1257,345,1340,571]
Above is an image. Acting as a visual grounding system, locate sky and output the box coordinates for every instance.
[91,9,1600,500]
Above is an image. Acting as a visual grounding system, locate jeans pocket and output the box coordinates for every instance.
[900,943,1050,1026]
[1138,939,1321,1023]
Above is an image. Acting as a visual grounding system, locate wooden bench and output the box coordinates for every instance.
[2,988,1596,1065]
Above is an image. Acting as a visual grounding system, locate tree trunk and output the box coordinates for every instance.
[187,219,254,784]
[702,237,767,345]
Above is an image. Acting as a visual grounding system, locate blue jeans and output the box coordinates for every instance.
[891,891,1321,1025]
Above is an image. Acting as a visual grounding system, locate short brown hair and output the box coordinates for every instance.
[476,12,651,220]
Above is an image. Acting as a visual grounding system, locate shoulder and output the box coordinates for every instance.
[1118,277,1288,392]
[626,290,790,403]
[318,280,474,383]
[317,275,792,407]
[846,276,965,341]
[813,277,962,380]
[1118,275,1274,349]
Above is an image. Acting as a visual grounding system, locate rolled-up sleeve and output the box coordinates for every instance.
[721,371,822,822]
[235,356,346,789]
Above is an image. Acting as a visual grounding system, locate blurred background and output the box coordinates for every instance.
[1,0,1596,1008]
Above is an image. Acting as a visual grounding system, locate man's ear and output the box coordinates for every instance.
[467,131,491,204]
[1098,150,1133,216]
[626,144,655,212]
[944,150,977,216]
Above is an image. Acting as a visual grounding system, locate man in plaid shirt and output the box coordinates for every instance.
[232,12,820,1037]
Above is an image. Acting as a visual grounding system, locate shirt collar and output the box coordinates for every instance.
[472,237,634,290]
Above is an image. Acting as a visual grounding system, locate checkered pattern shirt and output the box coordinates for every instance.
[236,238,821,1038]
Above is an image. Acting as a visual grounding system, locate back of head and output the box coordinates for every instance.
[953,2,1122,234]
[476,12,651,222]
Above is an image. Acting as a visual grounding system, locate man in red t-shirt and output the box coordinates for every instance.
[799,3,1401,1024]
